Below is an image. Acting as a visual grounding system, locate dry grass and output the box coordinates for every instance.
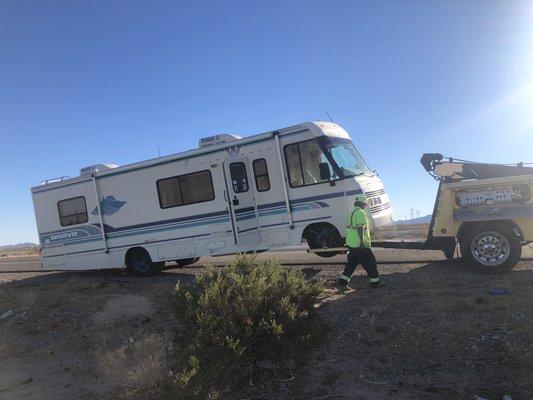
[98,334,170,397]
[0,247,39,258]
[94,294,153,325]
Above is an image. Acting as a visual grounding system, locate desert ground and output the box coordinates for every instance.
[0,242,532,400]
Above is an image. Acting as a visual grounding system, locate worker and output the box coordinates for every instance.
[338,194,380,288]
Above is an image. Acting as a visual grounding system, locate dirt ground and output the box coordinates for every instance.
[0,247,39,259]
[0,249,532,400]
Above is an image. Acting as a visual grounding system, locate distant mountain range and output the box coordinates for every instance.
[394,214,432,225]
[0,242,38,250]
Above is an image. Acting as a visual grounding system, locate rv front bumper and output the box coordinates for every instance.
[370,211,394,231]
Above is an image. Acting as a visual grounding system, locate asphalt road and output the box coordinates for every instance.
[1,246,532,273]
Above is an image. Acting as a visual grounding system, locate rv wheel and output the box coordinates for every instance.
[460,224,522,274]
[305,223,342,258]
[127,248,164,277]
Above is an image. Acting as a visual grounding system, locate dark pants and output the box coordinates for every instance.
[341,247,379,281]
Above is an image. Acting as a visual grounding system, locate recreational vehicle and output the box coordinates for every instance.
[31,122,393,275]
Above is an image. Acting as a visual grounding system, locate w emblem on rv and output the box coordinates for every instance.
[91,196,127,216]
[226,146,241,157]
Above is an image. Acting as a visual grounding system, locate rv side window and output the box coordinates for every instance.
[252,158,270,192]
[284,140,334,188]
[157,177,183,208]
[157,170,215,209]
[181,170,215,204]
[284,143,304,187]
[57,196,88,226]
[230,162,249,193]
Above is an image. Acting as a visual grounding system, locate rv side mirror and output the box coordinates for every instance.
[319,162,331,180]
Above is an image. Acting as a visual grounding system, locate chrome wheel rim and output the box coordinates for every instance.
[471,231,510,267]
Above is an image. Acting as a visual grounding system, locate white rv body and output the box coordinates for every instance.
[31,122,393,271]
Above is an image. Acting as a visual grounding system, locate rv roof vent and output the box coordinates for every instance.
[199,134,241,148]
[80,163,119,176]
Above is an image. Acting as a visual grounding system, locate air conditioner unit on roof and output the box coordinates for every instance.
[198,134,241,148]
[79,163,119,176]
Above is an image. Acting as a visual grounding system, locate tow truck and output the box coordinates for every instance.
[310,154,533,273]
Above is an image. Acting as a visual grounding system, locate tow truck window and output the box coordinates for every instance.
[284,140,335,188]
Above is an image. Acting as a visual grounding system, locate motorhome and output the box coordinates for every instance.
[31,121,393,275]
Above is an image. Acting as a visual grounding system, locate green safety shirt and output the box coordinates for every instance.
[345,206,371,248]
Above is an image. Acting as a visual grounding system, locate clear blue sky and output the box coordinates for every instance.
[1,1,532,245]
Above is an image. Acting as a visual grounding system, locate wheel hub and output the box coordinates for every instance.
[133,253,150,272]
[309,227,336,248]
[471,231,510,266]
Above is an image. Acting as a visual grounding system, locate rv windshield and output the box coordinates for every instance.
[319,137,372,177]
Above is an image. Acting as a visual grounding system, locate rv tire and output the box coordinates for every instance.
[304,223,342,258]
[127,248,163,277]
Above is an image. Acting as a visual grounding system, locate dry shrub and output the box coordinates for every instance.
[98,334,169,397]
[94,294,153,325]
[171,255,324,398]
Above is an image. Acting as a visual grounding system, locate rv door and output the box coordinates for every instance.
[224,158,262,247]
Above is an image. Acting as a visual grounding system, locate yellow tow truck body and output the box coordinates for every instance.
[434,174,533,242]
[310,153,533,273]
[393,154,533,272]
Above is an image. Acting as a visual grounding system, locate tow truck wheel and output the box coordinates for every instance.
[304,223,342,258]
[461,224,522,273]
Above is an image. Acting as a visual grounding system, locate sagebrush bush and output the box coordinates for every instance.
[171,255,324,398]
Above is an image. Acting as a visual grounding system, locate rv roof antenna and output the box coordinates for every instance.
[157,144,161,158]
[326,112,334,123]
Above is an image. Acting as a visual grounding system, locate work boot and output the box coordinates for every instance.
[370,278,380,288]
[337,278,348,288]
[337,275,350,290]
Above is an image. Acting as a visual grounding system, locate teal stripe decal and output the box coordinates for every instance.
[42,200,331,247]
